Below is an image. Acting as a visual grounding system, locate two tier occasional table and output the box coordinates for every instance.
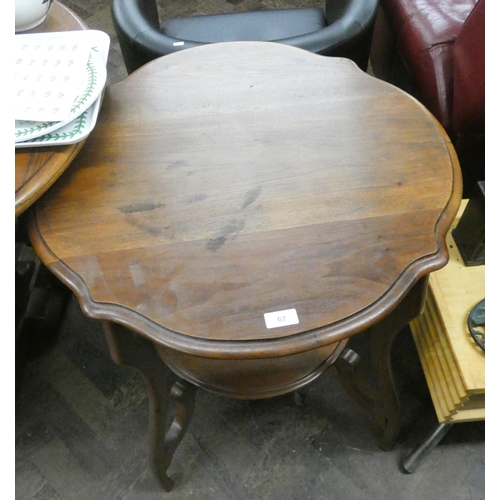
[28,42,462,491]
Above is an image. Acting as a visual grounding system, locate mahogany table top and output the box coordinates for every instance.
[15,1,87,217]
[28,42,462,358]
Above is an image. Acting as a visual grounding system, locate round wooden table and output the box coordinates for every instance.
[28,42,462,491]
[15,1,87,217]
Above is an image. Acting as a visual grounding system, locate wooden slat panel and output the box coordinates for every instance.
[428,203,485,392]
[418,309,459,418]
[424,290,467,402]
[448,407,485,423]
[411,317,449,422]
[410,200,484,424]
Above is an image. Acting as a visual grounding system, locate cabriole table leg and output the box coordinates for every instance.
[103,322,197,491]
[370,277,429,450]
[337,277,429,450]
[163,380,197,486]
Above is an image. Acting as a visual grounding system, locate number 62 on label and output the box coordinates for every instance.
[264,309,299,329]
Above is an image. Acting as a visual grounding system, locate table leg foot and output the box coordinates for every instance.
[369,323,402,451]
[336,348,386,429]
[161,380,197,485]
[103,323,196,492]
[372,278,430,450]
[336,323,408,450]
[402,423,452,473]
[337,277,429,450]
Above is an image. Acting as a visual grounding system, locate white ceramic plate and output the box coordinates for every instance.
[15,49,106,142]
[15,30,110,148]
[19,101,98,147]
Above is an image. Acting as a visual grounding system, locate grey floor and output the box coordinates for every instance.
[15,1,485,499]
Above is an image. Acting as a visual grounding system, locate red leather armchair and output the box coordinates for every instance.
[371,0,485,197]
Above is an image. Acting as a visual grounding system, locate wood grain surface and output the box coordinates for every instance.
[29,42,462,356]
[15,1,88,217]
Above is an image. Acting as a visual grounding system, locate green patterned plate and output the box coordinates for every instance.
[22,106,93,146]
[15,48,106,143]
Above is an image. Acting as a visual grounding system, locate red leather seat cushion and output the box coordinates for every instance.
[382,0,478,129]
[452,0,485,134]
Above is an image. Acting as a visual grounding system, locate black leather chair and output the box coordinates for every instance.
[112,0,379,74]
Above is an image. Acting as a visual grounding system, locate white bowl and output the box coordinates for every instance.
[15,0,54,32]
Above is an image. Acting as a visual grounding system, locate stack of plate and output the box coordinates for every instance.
[15,30,110,148]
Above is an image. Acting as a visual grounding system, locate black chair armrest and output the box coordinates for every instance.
[112,0,378,73]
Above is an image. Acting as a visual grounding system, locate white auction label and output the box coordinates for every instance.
[264,309,299,329]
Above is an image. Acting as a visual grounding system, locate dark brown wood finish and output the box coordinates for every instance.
[15,1,88,217]
[28,42,462,491]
